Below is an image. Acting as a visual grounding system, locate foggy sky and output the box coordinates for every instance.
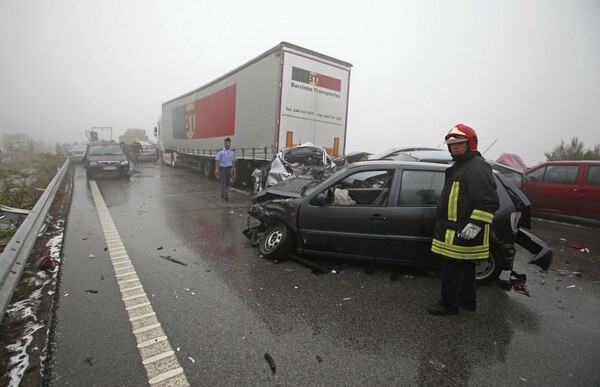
[1,0,598,166]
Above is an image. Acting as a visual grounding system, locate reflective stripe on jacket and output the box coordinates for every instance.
[431,152,499,261]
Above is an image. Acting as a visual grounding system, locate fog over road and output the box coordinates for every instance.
[48,162,600,385]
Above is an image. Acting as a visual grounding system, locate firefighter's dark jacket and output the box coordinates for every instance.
[431,151,499,261]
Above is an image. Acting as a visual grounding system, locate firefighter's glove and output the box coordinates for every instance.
[459,223,481,240]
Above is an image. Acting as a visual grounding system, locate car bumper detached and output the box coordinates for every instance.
[515,228,553,271]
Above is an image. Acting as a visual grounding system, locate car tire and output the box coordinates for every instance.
[475,248,503,284]
[259,223,292,260]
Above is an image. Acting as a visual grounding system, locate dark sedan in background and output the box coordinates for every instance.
[246,161,553,284]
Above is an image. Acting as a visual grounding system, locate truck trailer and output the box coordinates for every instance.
[156,42,352,188]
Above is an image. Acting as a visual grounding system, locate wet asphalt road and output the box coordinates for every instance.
[51,162,600,386]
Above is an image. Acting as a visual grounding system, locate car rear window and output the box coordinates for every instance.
[587,166,600,186]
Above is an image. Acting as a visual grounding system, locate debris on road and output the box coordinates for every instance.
[158,255,188,266]
[498,271,530,296]
[553,268,583,278]
[85,289,98,294]
[428,359,446,372]
[570,243,590,252]
[33,256,57,272]
[264,353,276,375]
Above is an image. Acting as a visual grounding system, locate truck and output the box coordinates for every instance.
[119,128,149,145]
[156,42,352,188]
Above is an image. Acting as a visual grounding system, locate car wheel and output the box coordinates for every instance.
[259,223,292,260]
[475,248,502,284]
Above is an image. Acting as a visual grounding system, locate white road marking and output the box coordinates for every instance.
[89,180,189,386]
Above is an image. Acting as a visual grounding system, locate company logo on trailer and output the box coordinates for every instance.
[291,67,341,92]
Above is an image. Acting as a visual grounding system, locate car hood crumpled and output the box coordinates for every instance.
[251,177,314,203]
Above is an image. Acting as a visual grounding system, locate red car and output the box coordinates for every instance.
[522,161,600,220]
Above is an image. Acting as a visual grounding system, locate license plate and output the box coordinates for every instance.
[103,166,117,170]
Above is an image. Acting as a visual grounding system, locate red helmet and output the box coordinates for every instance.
[445,124,478,152]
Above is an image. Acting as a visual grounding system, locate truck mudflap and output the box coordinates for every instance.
[515,228,553,271]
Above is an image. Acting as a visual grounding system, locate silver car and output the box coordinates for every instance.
[67,144,87,163]
[135,141,158,162]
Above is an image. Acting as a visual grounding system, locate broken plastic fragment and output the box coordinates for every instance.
[566,285,576,289]
[264,353,276,375]
[428,359,446,371]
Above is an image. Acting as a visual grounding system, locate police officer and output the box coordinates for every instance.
[428,124,499,315]
[215,137,236,201]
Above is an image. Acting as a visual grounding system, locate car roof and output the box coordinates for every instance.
[369,146,443,159]
[350,159,449,170]
[526,160,600,173]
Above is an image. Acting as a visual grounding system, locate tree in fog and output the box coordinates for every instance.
[545,137,600,161]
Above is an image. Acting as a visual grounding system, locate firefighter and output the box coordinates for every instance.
[131,139,142,163]
[428,124,499,315]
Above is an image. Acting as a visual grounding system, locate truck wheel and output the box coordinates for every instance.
[202,159,215,179]
[475,248,503,285]
[229,165,241,187]
[259,223,292,260]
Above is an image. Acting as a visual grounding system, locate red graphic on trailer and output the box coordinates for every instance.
[291,67,341,92]
[173,84,236,139]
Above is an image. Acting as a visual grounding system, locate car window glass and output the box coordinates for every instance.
[526,167,545,182]
[89,145,124,155]
[398,170,444,205]
[587,166,600,186]
[318,170,393,206]
[543,165,579,184]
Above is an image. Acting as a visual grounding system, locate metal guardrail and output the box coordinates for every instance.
[0,158,70,325]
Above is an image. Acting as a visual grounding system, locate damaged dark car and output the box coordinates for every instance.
[252,143,337,194]
[245,160,553,284]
